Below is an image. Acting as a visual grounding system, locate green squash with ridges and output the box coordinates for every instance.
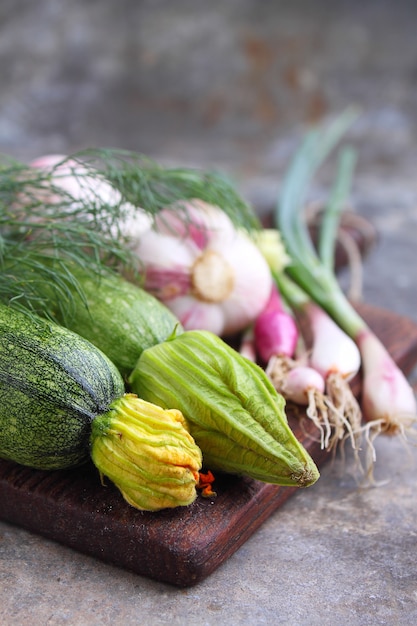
[0,303,203,511]
[0,303,125,469]
[129,329,320,488]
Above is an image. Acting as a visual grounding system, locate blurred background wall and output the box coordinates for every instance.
[1,1,416,168]
[1,0,416,315]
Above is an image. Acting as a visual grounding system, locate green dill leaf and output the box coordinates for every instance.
[68,148,260,230]
[0,148,258,318]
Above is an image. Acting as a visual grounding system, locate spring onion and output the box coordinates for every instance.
[253,283,299,363]
[274,112,417,446]
[275,271,362,452]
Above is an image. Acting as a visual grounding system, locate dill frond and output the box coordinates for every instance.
[0,148,259,318]
[65,148,259,229]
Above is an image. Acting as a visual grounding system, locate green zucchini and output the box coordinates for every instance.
[0,302,124,469]
[0,303,202,510]
[21,263,182,379]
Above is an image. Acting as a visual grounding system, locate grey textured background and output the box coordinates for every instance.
[1,2,417,625]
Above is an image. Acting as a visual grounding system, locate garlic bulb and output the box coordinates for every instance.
[29,154,152,239]
[131,199,273,336]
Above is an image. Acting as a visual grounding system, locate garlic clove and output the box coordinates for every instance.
[168,297,226,336]
[155,199,236,246]
[133,230,196,270]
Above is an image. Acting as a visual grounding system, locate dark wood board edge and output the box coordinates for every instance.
[0,304,416,587]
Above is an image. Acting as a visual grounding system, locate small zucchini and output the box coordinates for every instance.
[31,263,182,379]
[0,303,202,511]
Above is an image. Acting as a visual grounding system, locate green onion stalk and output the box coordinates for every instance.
[273,111,416,449]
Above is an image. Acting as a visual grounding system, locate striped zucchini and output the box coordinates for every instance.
[25,263,182,379]
[0,303,202,510]
[0,302,124,469]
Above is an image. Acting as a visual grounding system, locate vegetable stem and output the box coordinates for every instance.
[318,147,356,271]
[275,111,417,446]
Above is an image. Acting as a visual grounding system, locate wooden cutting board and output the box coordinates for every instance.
[0,303,416,587]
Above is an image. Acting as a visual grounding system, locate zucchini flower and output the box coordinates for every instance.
[129,331,320,488]
[90,394,202,511]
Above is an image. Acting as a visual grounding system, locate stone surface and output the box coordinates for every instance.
[1,1,417,624]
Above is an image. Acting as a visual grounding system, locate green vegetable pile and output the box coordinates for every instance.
[0,147,320,512]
